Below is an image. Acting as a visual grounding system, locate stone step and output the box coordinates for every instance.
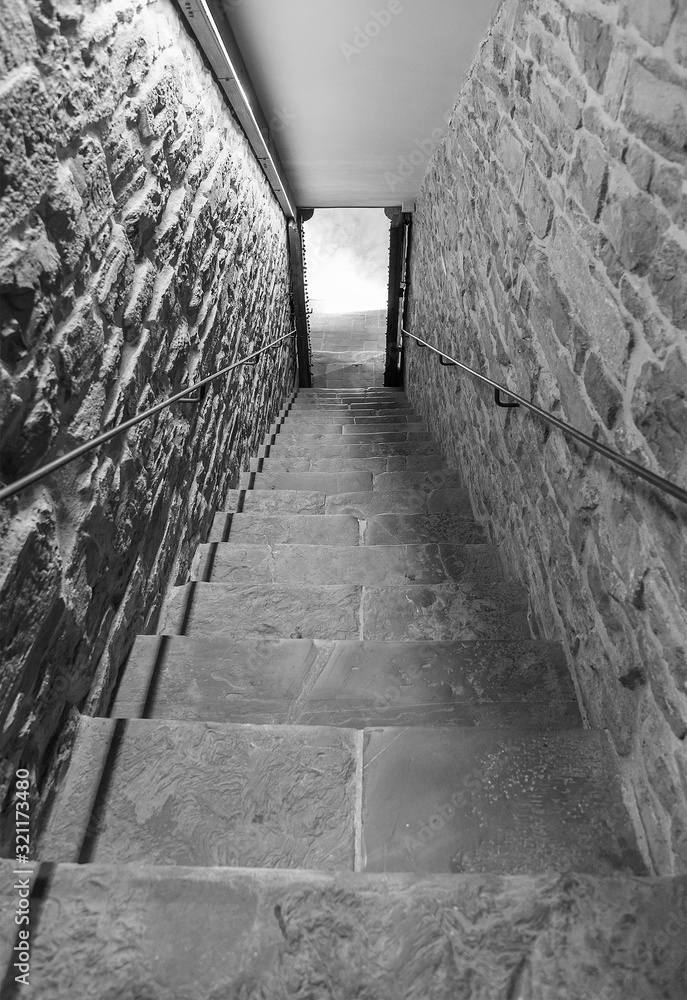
[209,512,361,545]
[207,510,487,545]
[282,413,421,425]
[324,489,473,516]
[361,727,647,876]
[38,717,359,870]
[291,402,416,412]
[258,439,442,458]
[190,542,502,587]
[37,719,643,878]
[298,388,406,397]
[159,580,530,641]
[273,430,435,445]
[223,488,328,515]
[271,421,428,436]
[221,488,475,517]
[5,860,683,999]
[239,470,373,493]
[249,454,447,474]
[112,636,580,729]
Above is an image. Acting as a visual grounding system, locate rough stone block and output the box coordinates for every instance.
[0,67,56,236]
[648,237,687,330]
[621,62,687,162]
[568,12,614,92]
[568,132,609,221]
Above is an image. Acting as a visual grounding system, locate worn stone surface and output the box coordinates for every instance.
[407,0,687,873]
[209,512,361,545]
[325,489,476,517]
[0,0,294,842]
[223,489,326,515]
[160,582,362,640]
[112,635,580,729]
[2,861,686,999]
[362,728,646,876]
[361,582,531,641]
[254,454,447,474]
[261,439,442,458]
[362,512,487,544]
[39,717,357,869]
[193,542,502,587]
[240,470,373,493]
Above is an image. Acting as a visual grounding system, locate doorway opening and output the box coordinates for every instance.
[302,208,389,388]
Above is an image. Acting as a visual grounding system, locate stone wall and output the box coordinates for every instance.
[406,0,687,874]
[0,0,295,842]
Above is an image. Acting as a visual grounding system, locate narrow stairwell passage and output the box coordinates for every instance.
[11,377,686,996]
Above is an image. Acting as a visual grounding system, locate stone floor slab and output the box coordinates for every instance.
[283,413,420,425]
[361,727,647,877]
[325,489,475,517]
[208,513,359,544]
[4,861,685,1000]
[275,430,435,445]
[39,717,357,870]
[224,489,326,514]
[240,470,373,493]
[361,581,530,640]
[374,469,466,491]
[160,582,361,639]
[193,542,502,587]
[363,512,487,544]
[261,440,441,458]
[256,455,447,474]
[111,637,580,729]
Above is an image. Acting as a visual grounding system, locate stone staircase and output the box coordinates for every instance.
[4,386,686,998]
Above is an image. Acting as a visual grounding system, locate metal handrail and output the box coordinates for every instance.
[0,329,297,503]
[402,328,687,506]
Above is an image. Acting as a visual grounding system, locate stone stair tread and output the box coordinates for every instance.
[274,430,435,444]
[258,439,442,457]
[208,510,487,545]
[239,470,373,493]
[112,636,580,725]
[282,412,421,424]
[273,422,429,436]
[325,489,473,516]
[191,542,502,587]
[5,860,683,1000]
[291,404,417,413]
[361,727,647,877]
[373,469,466,491]
[224,489,327,514]
[362,511,487,544]
[160,582,362,639]
[159,581,530,641]
[38,717,358,871]
[360,581,530,641]
[208,512,360,544]
[251,454,447,474]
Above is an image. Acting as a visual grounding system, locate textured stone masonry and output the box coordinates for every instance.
[0,0,295,842]
[407,0,687,873]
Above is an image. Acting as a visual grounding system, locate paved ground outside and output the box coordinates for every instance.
[309,306,386,387]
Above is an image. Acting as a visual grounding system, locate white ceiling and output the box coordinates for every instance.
[214,0,502,208]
